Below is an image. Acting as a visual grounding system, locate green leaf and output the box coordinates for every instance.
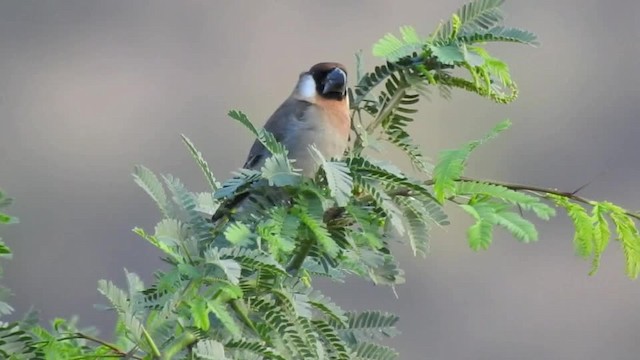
[334,311,400,344]
[433,148,467,202]
[456,181,556,220]
[133,165,169,217]
[228,109,259,136]
[493,210,538,243]
[310,146,353,207]
[590,203,611,275]
[311,319,350,360]
[208,299,242,338]
[261,153,301,187]
[97,280,129,314]
[552,196,594,258]
[433,120,511,202]
[308,291,347,326]
[373,26,423,61]
[427,44,466,65]
[460,202,497,250]
[459,26,539,46]
[604,203,640,279]
[0,240,11,258]
[163,175,214,245]
[353,342,399,360]
[396,197,431,257]
[0,212,18,225]
[224,222,255,247]
[229,109,288,157]
[214,169,262,200]
[194,340,228,360]
[204,248,242,285]
[225,339,286,360]
[434,0,505,41]
[181,134,221,191]
[191,297,210,331]
[295,193,339,258]
[258,207,299,256]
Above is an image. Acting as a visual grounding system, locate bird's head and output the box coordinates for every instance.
[294,62,348,102]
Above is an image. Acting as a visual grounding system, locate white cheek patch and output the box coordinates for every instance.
[298,74,316,99]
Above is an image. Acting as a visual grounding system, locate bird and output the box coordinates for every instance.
[212,62,351,222]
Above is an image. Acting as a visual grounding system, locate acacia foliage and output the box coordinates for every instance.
[1,0,639,359]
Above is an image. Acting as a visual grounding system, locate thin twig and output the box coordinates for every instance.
[65,332,143,359]
[453,177,640,221]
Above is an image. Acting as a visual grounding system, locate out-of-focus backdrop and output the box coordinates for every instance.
[1,1,639,359]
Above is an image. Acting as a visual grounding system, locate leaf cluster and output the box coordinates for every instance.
[0,0,638,359]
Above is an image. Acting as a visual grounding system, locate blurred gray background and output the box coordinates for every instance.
[1,1,639,359]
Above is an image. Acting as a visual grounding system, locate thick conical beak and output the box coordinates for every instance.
[322,68,347,95]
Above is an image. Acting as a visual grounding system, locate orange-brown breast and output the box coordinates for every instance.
[314,95,350,138]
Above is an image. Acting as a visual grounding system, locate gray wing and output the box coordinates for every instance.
[243,98,311,170]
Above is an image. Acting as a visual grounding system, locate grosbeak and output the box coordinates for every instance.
[212,62,351,221]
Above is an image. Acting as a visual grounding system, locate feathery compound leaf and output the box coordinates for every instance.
[551,196,594,258]
[590,203,611,275]
[335,311,400,344]
[462,200,538,248]
[603,203,640,279]
[0,322,43,359]
[228,109,259,137]
[309,146,353,207]
[164,175,214,245]
[433,120,511,202]
[191,297,211,331]
[218,247,287,275]
[427,44,466,65]
[133,165,170,217]
[295,202,339,258]
[193,340,228,360]
[214,169,262,200]
[97,280,128,313]
[435,0,505,41]
[0,212,18,225]
[493,209,538,243]
[456,181,556,219]
[261,153,301,187]
[308,291,347,326]
[458,0,505,31]
[225,339,286,360]
[208,299,242,338]
[396,197,431,257]
[181,135,221,191]
[353,177,405,236]
[229,109,288,157]
[311,319,350,360]
[204,248,242,285]
[433,148,467,202]
[459,26,539,46]
[373,26,424,61]
[323,161,353,207]
[223,222,255,247]
[353,342,399,360]
[460,202,497,250]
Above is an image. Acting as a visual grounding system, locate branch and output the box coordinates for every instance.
[457,176,640,221]
[62,332,143,359]
[341,176,640,222]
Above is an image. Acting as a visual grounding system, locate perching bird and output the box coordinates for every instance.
[212,62,351,221]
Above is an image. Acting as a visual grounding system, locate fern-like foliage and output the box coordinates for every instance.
[1,1,638,359]
[550,196,640,278]
[433,119,511,202]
